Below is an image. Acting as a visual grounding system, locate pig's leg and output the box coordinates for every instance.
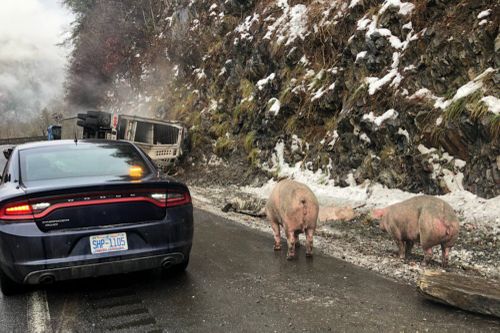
[441,244,450,268]
[270,218,281,251]
[422,247,433,266]
[295,233,300,248]
[305,228,314,257]
[286,228,296,260]
[405,241,414,259]
[395,240,405,259]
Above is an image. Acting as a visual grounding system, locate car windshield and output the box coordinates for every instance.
[19,142,151,182]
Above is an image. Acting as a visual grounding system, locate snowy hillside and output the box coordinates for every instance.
[64,0,499,199]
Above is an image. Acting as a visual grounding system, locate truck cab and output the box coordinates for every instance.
[47,125,62,140]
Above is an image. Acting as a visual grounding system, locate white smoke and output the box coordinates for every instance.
[0,0,73,122]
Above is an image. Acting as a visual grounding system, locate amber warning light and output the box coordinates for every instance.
[129,166,143,178]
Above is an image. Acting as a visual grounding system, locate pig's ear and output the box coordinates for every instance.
[371,209,385,219]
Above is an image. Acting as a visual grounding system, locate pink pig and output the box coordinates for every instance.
[266,179,319,260]
[372,195,460,267]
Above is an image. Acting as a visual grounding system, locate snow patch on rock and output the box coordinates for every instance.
[267,98,281,116]
[481,96,500,115]
[257,73,276,90]
[477,9,491,19]
[265,1,309,46]
[363,109,399,127]
[379,0,415,16]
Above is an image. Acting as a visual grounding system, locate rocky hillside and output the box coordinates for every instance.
[64,0,499,198]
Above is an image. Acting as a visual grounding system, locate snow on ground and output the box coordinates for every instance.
[244,145,500,229]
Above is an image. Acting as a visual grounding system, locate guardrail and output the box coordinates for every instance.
[0,136,46,145]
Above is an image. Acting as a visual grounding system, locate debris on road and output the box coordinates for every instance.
[417,270,500,318]
[318,205,357,223]
[222,197,266,217]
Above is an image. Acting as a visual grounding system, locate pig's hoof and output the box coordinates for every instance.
[305,252,313,258]
[274,245,281,251]
[295,242,300,248]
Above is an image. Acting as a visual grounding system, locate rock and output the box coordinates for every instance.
[222,196,266,217]
[285,47,301,66]
[318,205,357,223]
[417,270,500,318]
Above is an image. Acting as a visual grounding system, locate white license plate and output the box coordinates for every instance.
[90,232,128,254]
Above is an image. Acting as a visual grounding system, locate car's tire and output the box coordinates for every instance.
[0,271,24,296]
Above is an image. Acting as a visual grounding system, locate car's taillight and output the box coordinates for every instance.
[1,201,53,221]
[1,202,34,220]
[150,191,191,207]
[31,202,51,213]
[5,204,32,215]
[167,191,191,207]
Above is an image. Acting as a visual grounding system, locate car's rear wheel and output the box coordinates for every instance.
[0,270,24,296]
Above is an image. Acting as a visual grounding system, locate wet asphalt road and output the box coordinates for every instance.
[0,209,499,332]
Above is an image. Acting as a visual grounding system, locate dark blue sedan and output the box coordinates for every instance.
[0,140,193,295]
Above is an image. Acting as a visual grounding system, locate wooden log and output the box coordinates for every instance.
[417,270,500,318]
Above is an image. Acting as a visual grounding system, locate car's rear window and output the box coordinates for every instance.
[19,143,152,182]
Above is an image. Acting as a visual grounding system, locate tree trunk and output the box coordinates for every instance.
[417,270,500,318]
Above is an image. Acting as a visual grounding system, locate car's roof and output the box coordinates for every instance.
[16,140,134,150]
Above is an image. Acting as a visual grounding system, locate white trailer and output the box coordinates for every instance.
[112,115,186,168]
[60,113,187,168]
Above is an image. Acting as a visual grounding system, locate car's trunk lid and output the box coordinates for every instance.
[23,181,189,232]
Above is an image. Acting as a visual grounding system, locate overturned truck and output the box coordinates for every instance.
[61,111,187,168]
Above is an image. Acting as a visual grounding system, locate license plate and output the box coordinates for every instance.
[90,232,128,254]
